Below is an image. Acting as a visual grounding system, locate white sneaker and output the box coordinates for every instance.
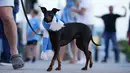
[40,52,49,60]
[77,58,86,64]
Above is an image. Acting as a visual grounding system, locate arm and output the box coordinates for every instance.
[71,7,81,14]
[80,8,86,15]
[95,16,102,18]
[121,6,127,17]
[30,28,40,37]
[71,7,86,15]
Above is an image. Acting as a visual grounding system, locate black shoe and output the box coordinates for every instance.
[101,59,107,63]
[32,57,36,63]
[24,58,30,62]
[115,60,119,63]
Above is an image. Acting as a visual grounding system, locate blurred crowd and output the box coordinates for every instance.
[0,0,130,65]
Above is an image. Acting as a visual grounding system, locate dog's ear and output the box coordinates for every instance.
[51,8,60,14]
[40,6,47,14]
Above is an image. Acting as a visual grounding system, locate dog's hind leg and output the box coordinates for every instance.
[55,55,61,71]
[81,44,90,70]
[89,51,93,68]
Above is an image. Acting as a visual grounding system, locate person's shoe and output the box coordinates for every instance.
[11,55,24,69]
[101,59,107,63]
[115,60,119,63]
[24,58,30,62]
[32,57,36,63]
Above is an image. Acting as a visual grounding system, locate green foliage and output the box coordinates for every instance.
[118,40,130,62]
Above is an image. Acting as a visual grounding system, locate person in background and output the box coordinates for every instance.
[127,3,130,46]
[96,6,127,63]
[71,0,94,64]
[40,28,52,60]
[60,0,78,64]
[25,10,40,63]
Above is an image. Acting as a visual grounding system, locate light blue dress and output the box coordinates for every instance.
[27,16,40,41]
[61,0,75,23]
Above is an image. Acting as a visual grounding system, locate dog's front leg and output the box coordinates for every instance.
[55,55,61,71]
[47,46,60,72]
[47,51,57,71]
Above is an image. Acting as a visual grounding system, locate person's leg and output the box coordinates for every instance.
[24,45,31,62]
[70,40,78,64]
[111,32,120,62]
[0,7,18,56]
[0,6,24,69]
[102,32,110,62]
[31,40,38,63]
[59,46,67,61]
[42,38,49,52]
[2,36,11,63]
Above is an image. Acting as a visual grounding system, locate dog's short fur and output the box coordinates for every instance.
[40,7,100,72]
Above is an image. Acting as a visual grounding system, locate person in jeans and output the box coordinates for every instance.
[96,6,127,63]
[0,0,24,69]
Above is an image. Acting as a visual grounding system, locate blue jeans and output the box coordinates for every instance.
[0,21,11,62]
[42,38,52,52]
[103,32,119,61]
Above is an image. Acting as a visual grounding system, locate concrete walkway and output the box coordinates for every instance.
[0,60,130,73]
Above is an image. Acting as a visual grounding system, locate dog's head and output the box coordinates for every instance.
[40,7,60,23]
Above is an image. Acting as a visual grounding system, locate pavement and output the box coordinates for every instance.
[0,60,130,73]
[0,46,130,73]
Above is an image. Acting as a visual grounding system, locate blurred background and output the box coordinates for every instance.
[0,0,130,69]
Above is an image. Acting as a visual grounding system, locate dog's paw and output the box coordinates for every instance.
[55,67,61,71]
[89,63,93,68]
[81,67,87,70]
[47,67,52,72]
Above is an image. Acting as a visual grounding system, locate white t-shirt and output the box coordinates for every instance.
[77,0,94,25]
[0,0,14,7]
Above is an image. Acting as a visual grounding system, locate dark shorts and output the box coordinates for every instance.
[27,40,38,45]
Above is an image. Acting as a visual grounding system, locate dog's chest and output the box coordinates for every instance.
[43,15,65,31]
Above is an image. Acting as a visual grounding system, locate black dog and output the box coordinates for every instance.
[40,7,100,71]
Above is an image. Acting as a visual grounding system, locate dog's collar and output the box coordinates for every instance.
[42,15,64,31]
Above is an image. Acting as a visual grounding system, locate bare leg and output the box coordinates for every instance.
[0,7,18,56]
[25,45,31,59]
[0,6,24,69]
[32,45,37,62]
[70,40,78,64]
[59,46,67,61]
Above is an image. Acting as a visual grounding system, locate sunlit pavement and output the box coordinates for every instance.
[0,60,130,73]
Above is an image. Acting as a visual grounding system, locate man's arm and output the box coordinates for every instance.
[95,16,102,18]
[121,6,127,17]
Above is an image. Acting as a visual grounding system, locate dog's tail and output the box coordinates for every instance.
[90,35,101,46]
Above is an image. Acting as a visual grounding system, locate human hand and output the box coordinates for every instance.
[30,32,35,38]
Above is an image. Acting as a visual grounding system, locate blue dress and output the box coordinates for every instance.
[61,0,75,23]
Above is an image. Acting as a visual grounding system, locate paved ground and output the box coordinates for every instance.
[0,60,130,73]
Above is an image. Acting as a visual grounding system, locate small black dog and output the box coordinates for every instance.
[40,7,100,72]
